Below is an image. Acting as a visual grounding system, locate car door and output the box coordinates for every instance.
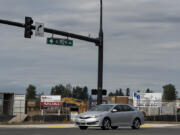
[121,105,135,125]
[110,105,125,126]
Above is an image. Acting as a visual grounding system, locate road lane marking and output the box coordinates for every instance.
[141,125,153,128]
[49,125,153,128]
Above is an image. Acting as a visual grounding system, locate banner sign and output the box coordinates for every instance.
[40,95,61,107]
[133,93,162,107]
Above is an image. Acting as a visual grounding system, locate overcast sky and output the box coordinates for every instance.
[0,0,180,96]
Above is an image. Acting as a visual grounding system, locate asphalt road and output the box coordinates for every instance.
[0,127,180,135]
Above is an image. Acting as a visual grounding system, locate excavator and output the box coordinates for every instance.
[61,97,87,114]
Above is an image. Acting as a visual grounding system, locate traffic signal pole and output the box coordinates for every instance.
[97,0,104,105]
[0,19,99,44]
[0,0,104,105]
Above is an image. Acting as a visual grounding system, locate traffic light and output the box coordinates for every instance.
[24,17,33,38]
[91,89,107,95]
[91,89,98,95]
[102,89,107,95]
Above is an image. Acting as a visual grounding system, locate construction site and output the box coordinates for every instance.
[1,93,180,123]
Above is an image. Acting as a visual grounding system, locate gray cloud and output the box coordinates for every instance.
[0,0,180,96]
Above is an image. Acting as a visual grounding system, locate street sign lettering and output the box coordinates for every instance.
[47,37,73,46]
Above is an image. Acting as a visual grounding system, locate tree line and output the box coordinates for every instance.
[25,84,89,101]
[50,84,89,101]
[25,83,178,101]
[108,88,130,96]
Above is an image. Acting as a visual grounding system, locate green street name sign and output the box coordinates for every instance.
[47,37,73,46]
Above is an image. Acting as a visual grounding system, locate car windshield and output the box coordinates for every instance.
[89,105,114,112]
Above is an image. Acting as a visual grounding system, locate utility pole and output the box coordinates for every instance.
[97,0,104,105]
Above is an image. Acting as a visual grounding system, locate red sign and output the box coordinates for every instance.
[40,95,61,107]
[40,102,61,106]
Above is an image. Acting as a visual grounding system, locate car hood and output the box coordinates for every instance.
[78,111,107,117]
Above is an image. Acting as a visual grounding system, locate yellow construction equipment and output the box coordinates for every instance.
[61,97,87,113]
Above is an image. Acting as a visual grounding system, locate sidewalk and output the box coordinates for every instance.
[0,123,180,128]
[145,121,180,124]
[0,124,75,128]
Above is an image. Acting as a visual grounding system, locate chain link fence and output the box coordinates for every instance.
[136,100,180,122]
[1,98,180,123]
[0,99,72,123]
[26,100,76,122]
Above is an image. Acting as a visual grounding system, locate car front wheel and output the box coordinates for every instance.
[79,126,88,130]
[101,118,111,130]
[131,119,141,129]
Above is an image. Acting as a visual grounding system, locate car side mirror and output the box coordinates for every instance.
[111,109,118,113]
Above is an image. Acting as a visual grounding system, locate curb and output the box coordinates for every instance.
[0,123,180,129]
[0,124,75,128]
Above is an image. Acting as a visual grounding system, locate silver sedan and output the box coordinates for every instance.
[75,104,144,130]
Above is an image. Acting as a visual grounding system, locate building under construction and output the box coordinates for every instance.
[0,92,26,122]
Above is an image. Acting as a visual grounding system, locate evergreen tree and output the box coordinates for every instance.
[126,88,130,96]
[163,84,177,101]
[109,92,114,96]
[119,88,124,96]
[51,84,71,98]
[26,84,37,100]
[72,86,82,99]
[82,86,89,101]
[145,88,153,93]
[108,88,124,96]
